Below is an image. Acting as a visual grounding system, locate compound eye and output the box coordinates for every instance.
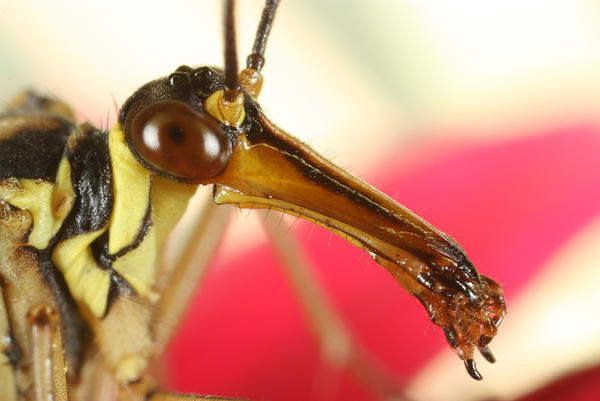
[128,100,232,180]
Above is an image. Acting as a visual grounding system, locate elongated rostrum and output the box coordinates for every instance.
[0,1,506,399]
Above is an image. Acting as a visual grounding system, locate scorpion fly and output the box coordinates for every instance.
[0,1,506,400]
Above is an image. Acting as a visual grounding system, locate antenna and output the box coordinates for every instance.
[223,0,241,102]
[247,0,281,72]
[214,0,281,126]
[240,0,281,98]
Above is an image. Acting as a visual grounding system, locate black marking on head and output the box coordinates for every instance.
[119,66,225,130]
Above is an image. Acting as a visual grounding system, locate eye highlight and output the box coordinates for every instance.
[128,100,232,180]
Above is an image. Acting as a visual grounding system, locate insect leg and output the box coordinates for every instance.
[0,202,79,400]
[262,211,409,401]
[76,348,118,401]
[148,393,242,401]
[0,283,18,401]
[26,304,69,401]
[115,372,246,401]
[151,198,233,354]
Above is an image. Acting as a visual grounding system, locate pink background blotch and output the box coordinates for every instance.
[167,124,600,401]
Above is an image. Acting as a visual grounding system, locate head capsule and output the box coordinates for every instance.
[119,65,252,183]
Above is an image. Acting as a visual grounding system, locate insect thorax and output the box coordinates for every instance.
[0,92,198,366]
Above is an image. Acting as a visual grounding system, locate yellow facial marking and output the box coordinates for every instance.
[204,89,246,127]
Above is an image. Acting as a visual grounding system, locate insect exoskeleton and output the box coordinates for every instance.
[0,1,505,400]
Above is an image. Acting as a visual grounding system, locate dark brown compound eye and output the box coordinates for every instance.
[128,100,232,180]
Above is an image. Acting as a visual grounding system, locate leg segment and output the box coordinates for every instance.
[109,199,235,401]
[152,199,232,354]
[0,203,74,400]
[149,393,242,401]
[0,283,18,401]
[262,211,408,400]
[26,304,69,401]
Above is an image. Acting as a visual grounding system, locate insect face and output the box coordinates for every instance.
[121,66,234,181]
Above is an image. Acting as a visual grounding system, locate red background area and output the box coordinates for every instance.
[167,124,600,401]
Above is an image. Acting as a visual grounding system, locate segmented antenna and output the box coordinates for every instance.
[223,0,241,102]
[247,0,281,72]
[238,0,281,99]
[219,0,281,115]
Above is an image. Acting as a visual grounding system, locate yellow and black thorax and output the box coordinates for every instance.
[0,66,245,322]
[0,93,193,322]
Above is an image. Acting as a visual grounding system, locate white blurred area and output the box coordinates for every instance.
[0,1,401,172]
[407,0,600,133]
[2,1,600,153]
[1,2,600,400]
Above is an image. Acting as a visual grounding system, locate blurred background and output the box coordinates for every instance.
[1,1,600,400]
